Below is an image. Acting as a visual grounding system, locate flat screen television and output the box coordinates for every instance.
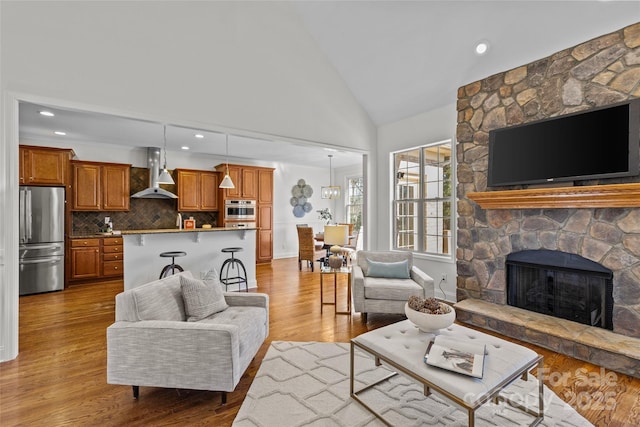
[487,99,640,187]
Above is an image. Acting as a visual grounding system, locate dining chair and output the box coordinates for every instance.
[297,226,326,272]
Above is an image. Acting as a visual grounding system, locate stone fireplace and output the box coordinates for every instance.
[454,22,640,377]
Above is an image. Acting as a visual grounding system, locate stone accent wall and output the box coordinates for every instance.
[456,23,640,338]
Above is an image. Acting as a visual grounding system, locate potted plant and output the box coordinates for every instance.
[317,208,333,224]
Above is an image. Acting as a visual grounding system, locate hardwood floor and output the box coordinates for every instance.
[1,257,639,426]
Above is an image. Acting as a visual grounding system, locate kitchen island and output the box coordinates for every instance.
[121,227,257,291]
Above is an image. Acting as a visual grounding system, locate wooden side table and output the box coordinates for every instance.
[320,266,351,315]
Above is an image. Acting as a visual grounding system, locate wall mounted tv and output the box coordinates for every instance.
[487,98,640,187]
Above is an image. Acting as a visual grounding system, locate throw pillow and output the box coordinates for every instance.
[365,259,410,279]
[180,275,228,322]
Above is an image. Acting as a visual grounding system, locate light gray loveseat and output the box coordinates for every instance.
[352,250,434,321]
[106,271,268,404]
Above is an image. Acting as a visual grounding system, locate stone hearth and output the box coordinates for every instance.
[455,22,640,375]
[455,299,640,378]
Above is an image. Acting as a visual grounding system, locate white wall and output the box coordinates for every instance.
[0,2,376,361]
[273,162,339,259]
[377,103,458,301]
[1,2,375,150]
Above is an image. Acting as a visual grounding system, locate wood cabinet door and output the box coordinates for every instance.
[177,170,200,211]
[241,168,258,199]
[102,164,130,211]
[258,169,273,204]
[257,204,272,230]
[200,171,219,211]
[224,166,242,198]
[257,205,273,263]
[257,229,273,263]
[70,246,100,279]
[23,147,68,185]
[72,162,101,210]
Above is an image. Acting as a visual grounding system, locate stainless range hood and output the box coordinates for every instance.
[131,147,178,199]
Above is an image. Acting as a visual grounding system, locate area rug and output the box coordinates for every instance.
[233,341,593,427]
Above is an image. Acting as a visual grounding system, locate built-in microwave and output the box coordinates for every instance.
[225,200,256,220]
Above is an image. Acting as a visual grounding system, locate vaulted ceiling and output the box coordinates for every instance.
[18,2,640,167]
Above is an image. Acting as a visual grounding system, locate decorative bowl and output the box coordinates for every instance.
[404,302,455,333]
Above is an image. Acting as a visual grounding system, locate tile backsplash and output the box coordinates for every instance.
[71,167,218,234]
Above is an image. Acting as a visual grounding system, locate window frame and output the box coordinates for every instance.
[390,138,454,259]
[345,175,363,236]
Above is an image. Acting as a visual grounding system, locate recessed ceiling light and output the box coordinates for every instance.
[39,111,55,117]
[475,41,489,55]
[54,131,66,136]
[194,134,204,139]
[181,146,190,150]
[324,147,338,152]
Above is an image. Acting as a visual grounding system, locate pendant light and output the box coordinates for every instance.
[321,154,341,199]
[157,125,175,185]
[219,134,235,189]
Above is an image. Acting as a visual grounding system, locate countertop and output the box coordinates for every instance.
[70,227,258,238]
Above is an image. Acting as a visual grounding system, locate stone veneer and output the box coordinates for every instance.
[455,20,640,346]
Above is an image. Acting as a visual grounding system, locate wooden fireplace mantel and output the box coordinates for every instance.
[467,183,640,209]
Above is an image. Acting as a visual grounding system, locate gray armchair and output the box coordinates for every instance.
[352,250,434,321]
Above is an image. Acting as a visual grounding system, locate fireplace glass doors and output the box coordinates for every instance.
[506,250,613,330]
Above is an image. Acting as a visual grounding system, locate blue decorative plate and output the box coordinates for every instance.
[293,205,305,218]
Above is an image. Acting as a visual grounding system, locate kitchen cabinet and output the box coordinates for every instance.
[257,168,274,204]
[19,145,74,186]
[69,236,123,282]
[216,164,257,199]
[216,164,274,263]
[257,204,273,262]
[70,238,101,280]
[102,237,123,277]
[256,168,274,263]
[175,169,219,211]
[71,161,130,211]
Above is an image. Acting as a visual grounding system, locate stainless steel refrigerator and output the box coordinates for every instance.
[19,186,65,295]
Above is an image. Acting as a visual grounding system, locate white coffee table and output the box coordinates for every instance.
[350,320,544,427]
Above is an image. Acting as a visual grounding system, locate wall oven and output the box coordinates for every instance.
[225,200,257,220]
[224,221,256,229]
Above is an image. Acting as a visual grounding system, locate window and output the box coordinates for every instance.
[346,176,363,235]
[392,140,452,256]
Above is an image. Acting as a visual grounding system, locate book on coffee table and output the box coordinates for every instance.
[424,335,486,378]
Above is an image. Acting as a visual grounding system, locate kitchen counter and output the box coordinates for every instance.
[121,228,257,291]
[71,227,257,238]
[120,227,258,235]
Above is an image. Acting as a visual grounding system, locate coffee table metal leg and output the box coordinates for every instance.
[320,274,323,313]
[350,342,398,427]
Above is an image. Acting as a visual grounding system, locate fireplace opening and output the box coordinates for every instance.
[506,250,613,330]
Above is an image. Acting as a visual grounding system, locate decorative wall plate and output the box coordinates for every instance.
[292,179,313,217]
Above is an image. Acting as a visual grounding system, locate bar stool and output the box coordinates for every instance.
[219,247,248,292]
[159,251,186,279]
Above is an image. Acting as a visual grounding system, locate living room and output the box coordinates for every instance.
[2,2,640,426]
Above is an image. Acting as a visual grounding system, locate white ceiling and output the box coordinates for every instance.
[293,1,640,124]
[18,1,640,168]
[18,102,359,168]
